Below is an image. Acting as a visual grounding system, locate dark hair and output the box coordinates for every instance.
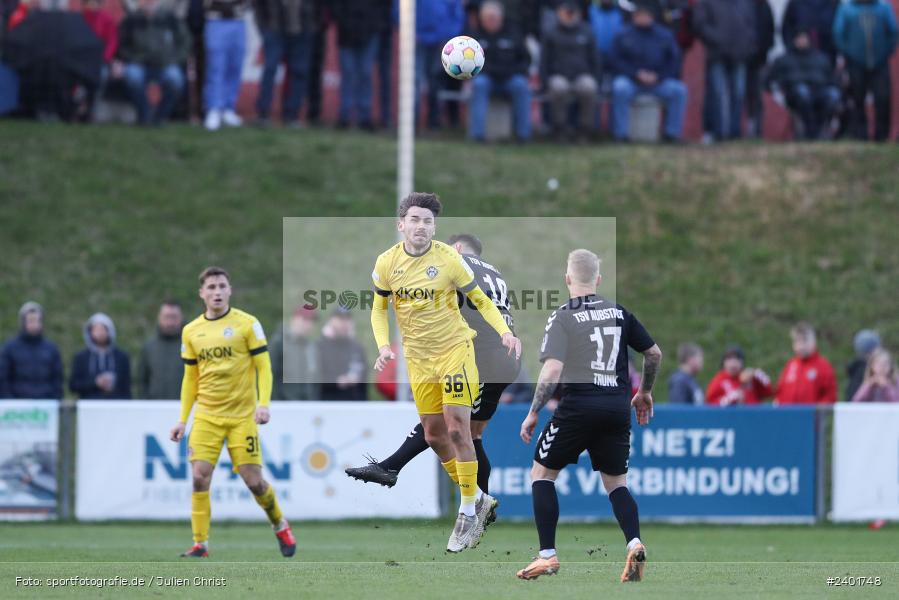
[198,266,230,286]
[447,233,483,256]
[161,298,182,310]
[398,192,442,218]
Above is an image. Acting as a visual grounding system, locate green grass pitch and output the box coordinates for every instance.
[1,521,896,598]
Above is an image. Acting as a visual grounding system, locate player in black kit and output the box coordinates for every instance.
[517,249,662,583]
[345,234,521,500]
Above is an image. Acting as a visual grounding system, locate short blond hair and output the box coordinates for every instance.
[567,249,601,285]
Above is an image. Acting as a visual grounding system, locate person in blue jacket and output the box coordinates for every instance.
[833,0,898,141]
[609,1,687,142]
[69,313,131,400]
[414,0,464,129]
[0,302,63,400]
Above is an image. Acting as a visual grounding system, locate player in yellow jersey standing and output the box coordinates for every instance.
[170,266,296,559]
[371,193,522,552]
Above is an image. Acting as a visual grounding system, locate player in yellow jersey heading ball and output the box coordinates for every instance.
[169,266,296,559]
[371,193,522,552]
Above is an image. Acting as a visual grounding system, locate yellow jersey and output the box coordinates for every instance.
[181,307,268,419]
[372,240,479,359]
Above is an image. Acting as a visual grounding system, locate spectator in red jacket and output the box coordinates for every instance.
[775,322,837,405]
[706,345,774,406]
[83,0,118,65]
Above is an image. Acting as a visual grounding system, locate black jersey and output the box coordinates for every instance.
[456,253,515,350]
[539,294,654,411]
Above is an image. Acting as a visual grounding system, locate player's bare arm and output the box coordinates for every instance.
[632,344,662,426]
[520,358,563,444]
[374,345,396,371]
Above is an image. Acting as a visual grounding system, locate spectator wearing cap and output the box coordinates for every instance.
[469,0,532,142]
[0,302,63,400]
[845,329,880,401]
[667,342,704,405]
[118,0,191,126]
[541,1,600,140]
[775,322,837,405]
[270,304,320,400]
[69,313,131,399]
[852,348,899,403]
[136,300,184,399]
[316,308,367,401]
[706,346,774,406]
[765,28,840,140]
[608,1,688,142]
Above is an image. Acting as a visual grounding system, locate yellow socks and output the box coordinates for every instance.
[456,460,479,516]
[191,491,210,544]
[441,458,460,484]
[254,484,284,527]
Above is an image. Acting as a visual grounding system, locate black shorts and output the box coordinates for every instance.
[471,382,509,421]
[471,344,521,422]
[533,409,631,475]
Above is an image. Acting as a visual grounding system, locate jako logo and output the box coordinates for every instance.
[144,435,291,481]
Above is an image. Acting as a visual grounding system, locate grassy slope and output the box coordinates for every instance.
[0,521,896,599]
[1,122,898,397]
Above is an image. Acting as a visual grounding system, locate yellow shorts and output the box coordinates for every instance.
[188,414,262,471]
[406,340,480,415]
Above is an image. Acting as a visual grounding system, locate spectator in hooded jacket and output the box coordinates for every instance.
[118,0,191,125]
[468,1,532,141]
[414,0,464,129]
[852,348,899,403]
[775,322,837,405]
[69,313,131,400]
[766,29,840,139]
[136,300,184,399]
[609,2,687,142]
[833,0,898,142]
[252,0,316,126]
[845,329,880,401]
[782,0,840,62]
[541,1,600,140]
[706,346,774,406]
[332,0,389,129]
[693,0,758,141]
[0,302,63,400]
[668,342,704,405]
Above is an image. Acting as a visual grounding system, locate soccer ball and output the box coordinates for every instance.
[441,36,485,80]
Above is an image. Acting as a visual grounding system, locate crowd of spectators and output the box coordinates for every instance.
[1,0,898,141]
[666,322,899,407]
[1,299,896,406]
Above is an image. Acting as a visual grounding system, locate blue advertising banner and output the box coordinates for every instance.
[484,405,817,522]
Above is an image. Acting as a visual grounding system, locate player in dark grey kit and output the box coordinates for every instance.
[346,233,520,502]
[517,249,662,583]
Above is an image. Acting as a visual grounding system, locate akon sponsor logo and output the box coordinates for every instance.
[198,346,234,362]
[394,287,436,301]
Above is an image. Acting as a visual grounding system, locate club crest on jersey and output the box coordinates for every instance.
[223,327,234,338]
[426,266,439,279]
